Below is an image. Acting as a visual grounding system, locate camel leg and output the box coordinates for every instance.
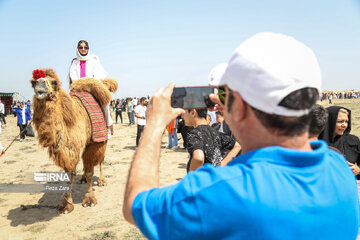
[79,173,87,184]
[98,159,107,186]
[57,171,76,214]
[81,142,106,207]
[79,160,106,186]
[82,170,97,207]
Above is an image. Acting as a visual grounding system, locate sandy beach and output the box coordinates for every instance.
[0,98,359,240]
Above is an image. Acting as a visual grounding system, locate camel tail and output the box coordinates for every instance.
[102,78,118,93]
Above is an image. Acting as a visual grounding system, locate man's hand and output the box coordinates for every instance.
[347,161,360,176]
[209,93,224,112]
[146,83,184,129]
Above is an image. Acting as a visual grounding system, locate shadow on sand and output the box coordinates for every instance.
[178,163,187,169]
[123,146,137,150]
[7,175,100,226]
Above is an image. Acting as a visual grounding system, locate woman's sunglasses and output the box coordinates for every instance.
[78,46,89,50]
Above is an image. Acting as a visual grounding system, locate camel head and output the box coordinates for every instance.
[31,69,62,100]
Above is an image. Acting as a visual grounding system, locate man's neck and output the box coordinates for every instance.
[236,116,313,154]
[241,133,313,154]
[194,118,208,128]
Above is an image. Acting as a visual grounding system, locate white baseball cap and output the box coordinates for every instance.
[211,32,322,117]
[208,63,228,86]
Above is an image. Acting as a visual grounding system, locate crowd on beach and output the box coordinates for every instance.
[1,34,360,239]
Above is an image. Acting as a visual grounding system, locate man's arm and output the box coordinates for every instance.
[189,149,205,171]
[221,142,241,166]
[134,112,145,119]
[123,84,184,224]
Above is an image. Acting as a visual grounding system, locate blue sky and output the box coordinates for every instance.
[0,0,359,100]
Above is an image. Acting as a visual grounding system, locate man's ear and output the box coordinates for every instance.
[232,92,248,122]
[190,109,197,117]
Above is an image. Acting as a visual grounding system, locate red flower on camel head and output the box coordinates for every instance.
[32,69,46,80]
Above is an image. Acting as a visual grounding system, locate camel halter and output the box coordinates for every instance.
[45,78,54,94]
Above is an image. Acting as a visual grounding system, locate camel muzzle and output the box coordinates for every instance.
[34,78,50,99]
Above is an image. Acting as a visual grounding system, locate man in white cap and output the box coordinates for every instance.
[123,32,359,239]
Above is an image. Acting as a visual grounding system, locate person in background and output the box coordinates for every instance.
[177,116,193,149]
[12,102,31,142]
[115,99,123,124]
[0,120,4,153]
[183,108,240,171]
[328,93,333,104]
[134,97,147,146]
[0,99,6,126]
[68,40,113,137]
[308,104,328,141]
[319,106,360,177]
[206,114,212,125]
[127,98,134,125]
[123,32,359,239]
[167,118,178,149]
[112,100,116,112]
[26,100,31,110]
[131,97,137,125]
[214,111,231,136]
[207,110,217,126]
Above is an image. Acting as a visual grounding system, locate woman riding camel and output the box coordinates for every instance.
[68,40,113,136]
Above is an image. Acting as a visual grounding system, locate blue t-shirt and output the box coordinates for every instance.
[132,141,360,240]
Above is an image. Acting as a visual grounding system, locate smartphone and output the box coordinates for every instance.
[171,86,215,109]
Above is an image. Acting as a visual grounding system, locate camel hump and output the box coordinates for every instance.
[70,78,117,107]
[101,78,118,93]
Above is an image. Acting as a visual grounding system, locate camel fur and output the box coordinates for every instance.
[31,68,116,213]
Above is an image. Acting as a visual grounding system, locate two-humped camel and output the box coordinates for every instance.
[30,68,117,213]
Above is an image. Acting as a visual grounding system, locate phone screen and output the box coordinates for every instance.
[171,86,215,109]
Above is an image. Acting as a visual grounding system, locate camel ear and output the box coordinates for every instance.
[30,79,37,89]
[58,89,77,126]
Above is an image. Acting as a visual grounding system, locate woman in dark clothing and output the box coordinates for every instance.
[319,106,360,177]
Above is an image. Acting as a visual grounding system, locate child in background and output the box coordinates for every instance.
[12,102,32,142]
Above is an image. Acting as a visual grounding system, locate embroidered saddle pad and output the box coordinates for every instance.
[70,91,107,142]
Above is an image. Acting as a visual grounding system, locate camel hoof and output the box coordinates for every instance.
[82,192,97,208]
[57,203,74,214]
[97,178,107,186]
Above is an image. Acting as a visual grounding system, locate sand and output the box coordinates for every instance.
[0,98,359,240]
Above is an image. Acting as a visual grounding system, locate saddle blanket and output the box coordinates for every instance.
[70,91,107,142]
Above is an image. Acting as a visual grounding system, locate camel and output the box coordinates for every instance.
[30,68,117,213]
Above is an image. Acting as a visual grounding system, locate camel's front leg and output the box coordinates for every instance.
[82,170,97,207]
[57,171,76,214]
